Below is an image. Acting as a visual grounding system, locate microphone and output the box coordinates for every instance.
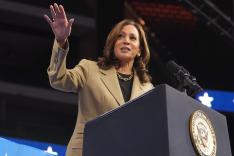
[166,60,203,97]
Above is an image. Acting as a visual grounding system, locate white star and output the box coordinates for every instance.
[198,92,214,107]
[44,146,58,155]
[5,153,7,156]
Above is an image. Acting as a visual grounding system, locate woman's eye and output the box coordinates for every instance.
[118,34,124,38]
[130,36,136,40]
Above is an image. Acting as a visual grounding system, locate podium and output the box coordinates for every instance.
[0,137,54,156]
[83,84,232,156]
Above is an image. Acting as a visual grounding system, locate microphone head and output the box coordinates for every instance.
[166,60,203,97]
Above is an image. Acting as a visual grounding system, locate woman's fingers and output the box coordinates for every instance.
[68,18,75,27]
[51,3,67,20]
[59,5,67,19]
[50,5,56,19]
[44,14,53,27]
[46,3,71,28]
[54,3,61,14]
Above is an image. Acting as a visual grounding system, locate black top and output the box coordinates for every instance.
[117,72,133,102]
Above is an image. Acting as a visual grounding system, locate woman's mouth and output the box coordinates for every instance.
[120,47,131,52]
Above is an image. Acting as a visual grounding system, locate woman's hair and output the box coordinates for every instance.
[97,19,151,83]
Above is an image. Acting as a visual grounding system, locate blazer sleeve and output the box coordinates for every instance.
[47,40,89,93]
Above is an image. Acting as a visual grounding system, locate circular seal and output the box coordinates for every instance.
[189,110,217,156]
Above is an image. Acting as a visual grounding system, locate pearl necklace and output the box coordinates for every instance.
[117,72,133,81]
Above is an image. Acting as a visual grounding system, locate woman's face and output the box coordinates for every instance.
[114,24,140,64]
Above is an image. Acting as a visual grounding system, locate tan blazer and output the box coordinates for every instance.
[47,41,154,156]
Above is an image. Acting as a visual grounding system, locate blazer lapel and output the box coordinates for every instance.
[130,70,143,100]
[99,67,125,105]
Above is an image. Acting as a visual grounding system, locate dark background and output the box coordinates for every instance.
[1,0,234,153]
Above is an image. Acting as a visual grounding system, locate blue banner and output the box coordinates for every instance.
[1,137,66,156]
[196,90,234,112]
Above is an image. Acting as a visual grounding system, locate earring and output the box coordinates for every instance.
[137,53,141,57]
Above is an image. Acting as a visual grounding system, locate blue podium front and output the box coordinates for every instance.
[0,137,54,156]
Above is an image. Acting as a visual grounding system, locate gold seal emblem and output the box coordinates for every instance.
[189,110,217,156]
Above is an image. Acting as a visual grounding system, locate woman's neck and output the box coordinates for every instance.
[116,61,134,74]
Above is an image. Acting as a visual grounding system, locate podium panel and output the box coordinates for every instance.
[83,84,232,156]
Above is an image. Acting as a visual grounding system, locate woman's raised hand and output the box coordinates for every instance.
[44,3,74,46]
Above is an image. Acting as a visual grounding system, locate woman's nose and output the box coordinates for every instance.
[123,37,130,44]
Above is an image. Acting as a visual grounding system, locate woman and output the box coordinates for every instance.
[44,3,154,156]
